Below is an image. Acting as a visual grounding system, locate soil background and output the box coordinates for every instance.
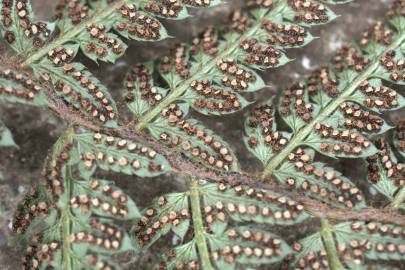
[0,0,404,269]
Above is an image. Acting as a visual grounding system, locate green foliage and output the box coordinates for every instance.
[0,120,17,147]
[3,0,405,270]
[134,180,307,270]
[12,129,140,270]
[295,221,405,269]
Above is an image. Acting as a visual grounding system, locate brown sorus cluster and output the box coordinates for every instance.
[183,0,212,7]
[156,256,199,270]
[1,0,52,47]
[190,26,219,56]
[211,228,283,264]
[289,0,329,24]
[47,46,75,66]
[350,221,405,240]
[396,120,405,152]
[190,80,242,112]
[0,68,42,100]
[70,218,124,250]
[125,64,163,107]
[338,222,405,265]
[23,236,60,270]
[13,188,51,234]
[145,0,182,17]
[134,196,190,246]
[116,4,162,40]
[226,9,252,33]
[280,82,313,123]
[52,63,117,123]
[296,250,329,269]
[360,22,393,47]
[160,104,234,171]
[87,253,116,270]
[367,139,405,186]
[70,180,129,217]
[314,123,372,156]
[85,23,125,58]
[54,0,90,25]
[359,80,399,110]
[43,142,73,197]
[248,103,289,152]
[240,38,281,67]
[286,148,364,208]
[247,0,273,8]
[161,44,190,79]
[82,132,165,172]
[216,182,306,222]
[339,102,384,134]
[387,0,405,18]
[380,50,405,82]
[333,46,370,73]
[216,58,256,90]
[262,20,307,47]
[307,66,339,97]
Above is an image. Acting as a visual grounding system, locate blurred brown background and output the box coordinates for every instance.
[0,0,404,269]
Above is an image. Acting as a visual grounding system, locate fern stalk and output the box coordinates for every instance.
[262,31,405,178]
[189,178,214,270]
[320,219,347,270]
[22,0,130,66]
[56,126,75,270]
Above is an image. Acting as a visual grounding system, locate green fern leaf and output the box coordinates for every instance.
[0,67,48,106]
[71,130,172,177]
[0,0,55,54]
[0,120,17,147]
[274,148,365,209]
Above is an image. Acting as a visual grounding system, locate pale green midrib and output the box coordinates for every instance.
[135,22,264,131]
[55,127,75,270]
[22,0,129,67]
[320,219,347,270]
[189,178,215,270]
[262,32,405,178]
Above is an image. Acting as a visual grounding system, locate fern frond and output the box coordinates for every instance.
[12,127,141,269]
[130,0,348,131]
[134,178,308,269]
[0,0,222,65]
[294,220,405,269]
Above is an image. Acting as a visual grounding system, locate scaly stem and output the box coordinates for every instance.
[390,185,405,210]
[320,219,347,270]
[262,31,405,178]
[189,178,214,270]
[22,0,130,67]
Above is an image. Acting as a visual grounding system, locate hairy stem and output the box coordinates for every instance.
[262,32,405,178]
[22,0,129,67]
[320,219,347,270]
[189,178,214,270]
[390,185,405,210]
